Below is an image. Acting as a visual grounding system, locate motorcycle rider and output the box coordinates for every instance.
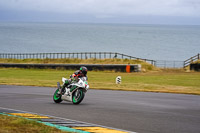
[60,66,88,94]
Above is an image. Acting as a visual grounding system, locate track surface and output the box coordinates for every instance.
[0,85,200,133]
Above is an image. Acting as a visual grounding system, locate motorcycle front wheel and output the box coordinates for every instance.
[72,89,85,104]
[53,89,63,103]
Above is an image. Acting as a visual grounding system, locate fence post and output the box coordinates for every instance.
[190,57,193,63]
[198,53,200,60]
[114,53,117,58]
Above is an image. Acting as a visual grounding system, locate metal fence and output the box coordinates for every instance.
[0,52,187,68]
[184,53,200,68]
[0,52,156,65]
[155,60,184,68]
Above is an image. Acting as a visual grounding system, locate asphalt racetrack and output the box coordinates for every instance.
[0,85,200,133]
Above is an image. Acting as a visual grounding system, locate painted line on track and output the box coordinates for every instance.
[8,113,51,119]
[0,107,136,133]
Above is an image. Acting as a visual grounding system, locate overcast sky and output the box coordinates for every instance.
[0,0,200,25]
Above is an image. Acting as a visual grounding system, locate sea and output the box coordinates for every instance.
[0,22,200,61]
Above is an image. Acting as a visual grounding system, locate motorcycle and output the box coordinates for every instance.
[53,77,89,104]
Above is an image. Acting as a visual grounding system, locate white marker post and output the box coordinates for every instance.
[116,76,121,84]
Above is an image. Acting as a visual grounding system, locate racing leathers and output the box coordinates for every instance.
[60,70,88,94]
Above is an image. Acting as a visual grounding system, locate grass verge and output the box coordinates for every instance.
[0,114,68,133]
[0,68,200,95]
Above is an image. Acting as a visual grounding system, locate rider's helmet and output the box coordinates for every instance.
[80,66,88,75]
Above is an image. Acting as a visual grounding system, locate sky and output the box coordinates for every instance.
[0,0,200,25]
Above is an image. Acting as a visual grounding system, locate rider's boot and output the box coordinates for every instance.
[61,84,67,94]
[61,80,70,94]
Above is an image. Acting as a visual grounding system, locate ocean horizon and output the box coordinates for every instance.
[0,22,200,61]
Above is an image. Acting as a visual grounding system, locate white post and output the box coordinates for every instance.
[116,76,122,84]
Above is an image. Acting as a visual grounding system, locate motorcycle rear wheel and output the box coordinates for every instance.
[72,89,85,104]
[53,89,63,103]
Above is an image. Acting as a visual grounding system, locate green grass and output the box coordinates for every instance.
[0,114,69,133]
[0,58,147,64]
[0,68,200,95]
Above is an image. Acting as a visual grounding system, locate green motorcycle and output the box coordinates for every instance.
[53,77,89,104]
